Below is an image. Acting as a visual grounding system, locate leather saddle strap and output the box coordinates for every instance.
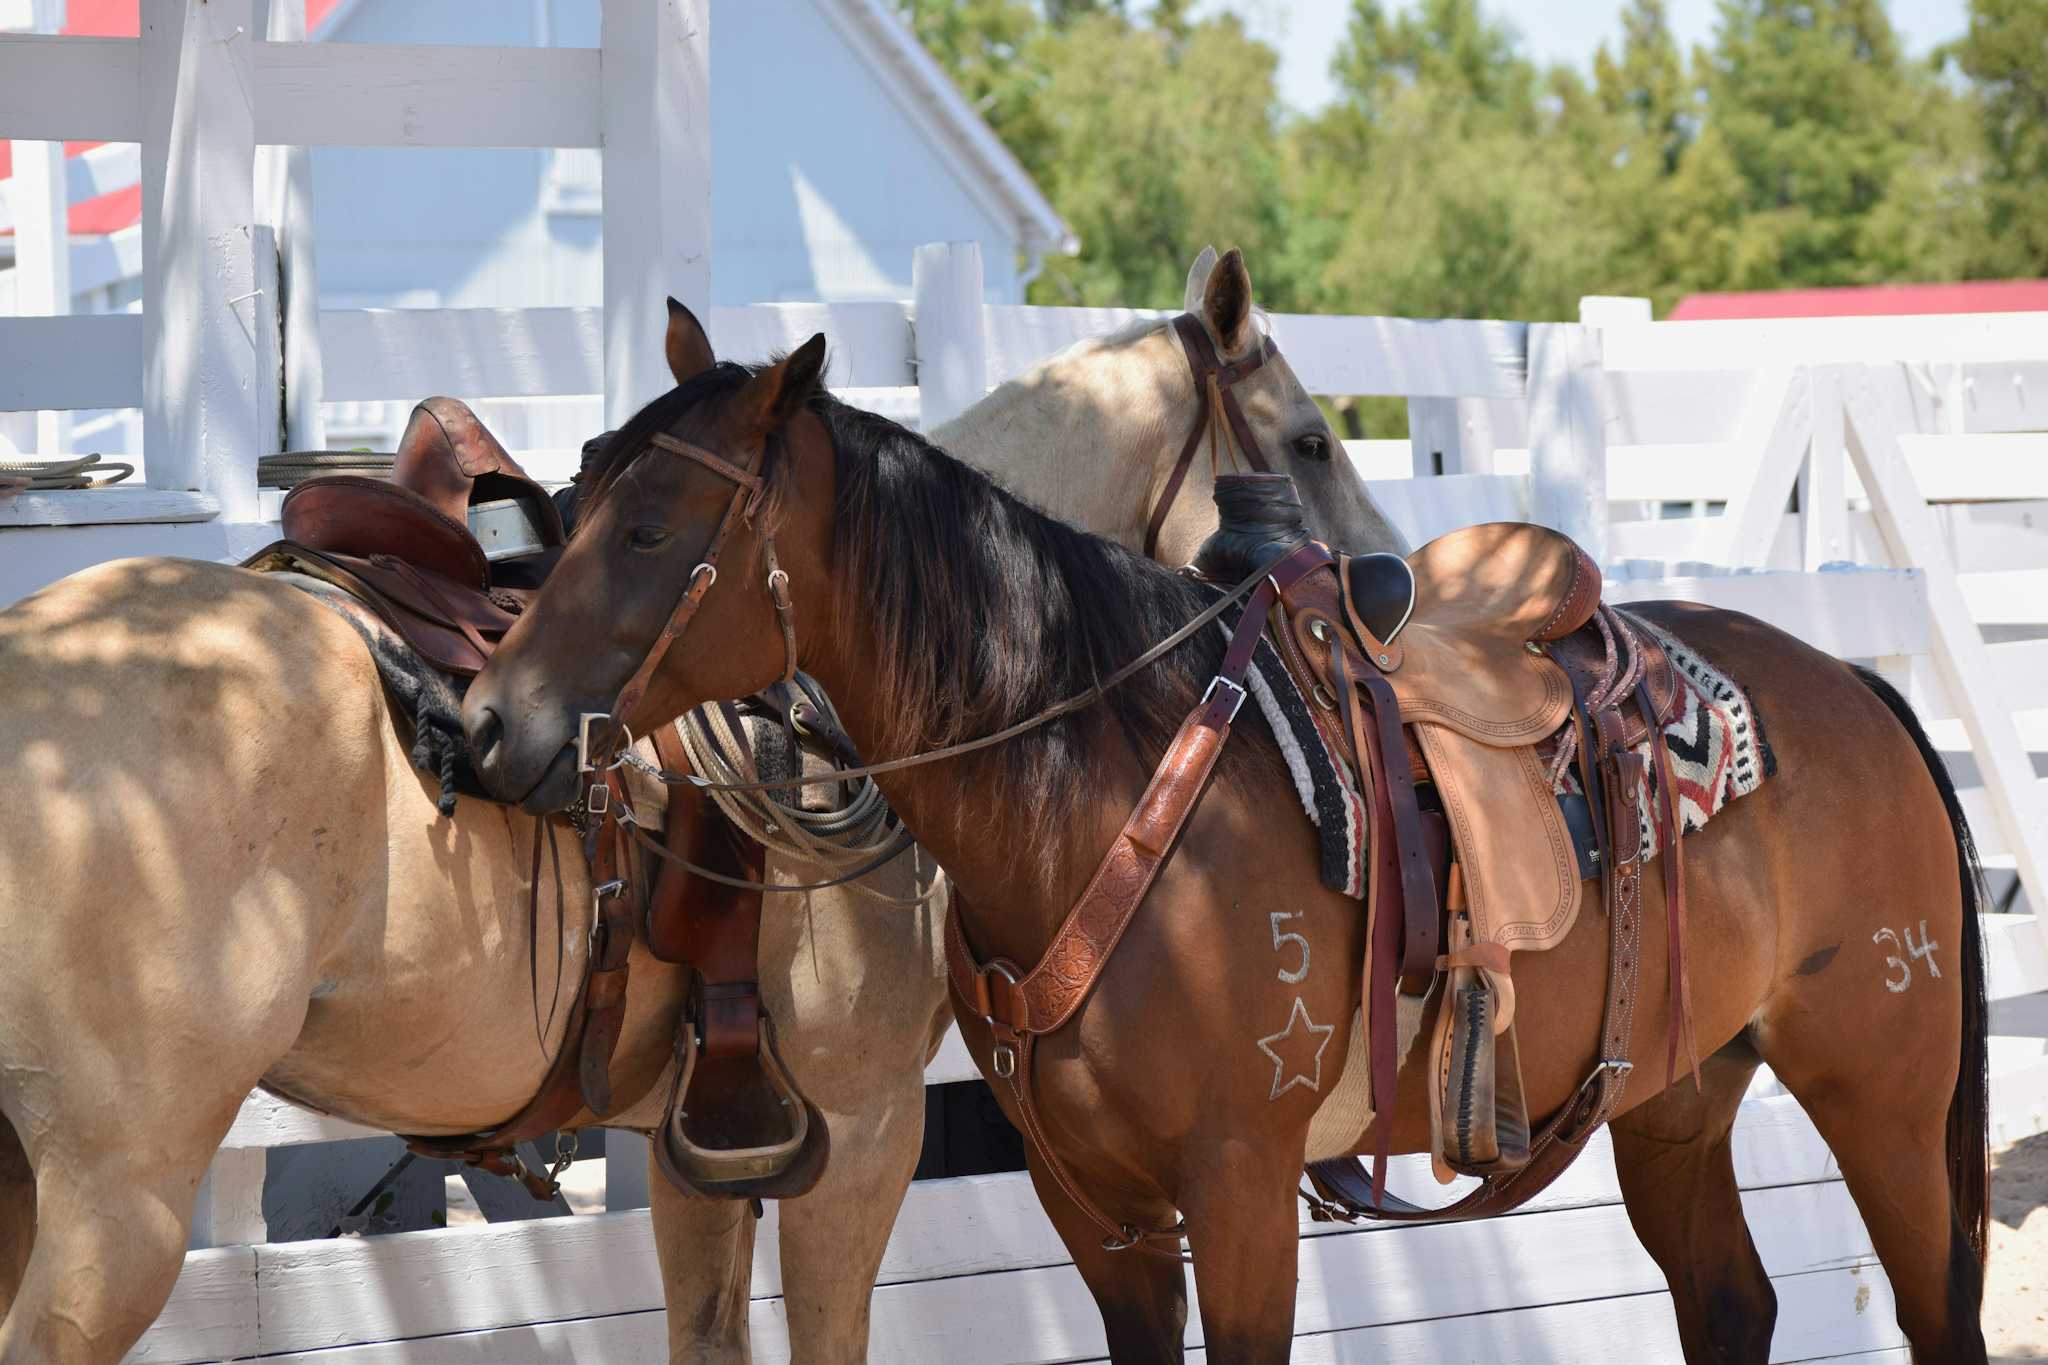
[1640,672,1697,1092]
[1144,315,1277,559]
[1302,679,1648,1224]
[578,771,638,1115]
[647,724,769,1061]
[947,591,1272,1034]
[941,691,1235,1260]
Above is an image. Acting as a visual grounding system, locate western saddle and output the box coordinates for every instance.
[243,399,825,1203]
[949,472,1692,1250]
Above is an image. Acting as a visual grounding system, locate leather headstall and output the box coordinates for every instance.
[1143,314,1281,560]
[579,428,796,789]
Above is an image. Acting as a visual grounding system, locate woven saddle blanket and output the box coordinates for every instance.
[1239,608,1776,899]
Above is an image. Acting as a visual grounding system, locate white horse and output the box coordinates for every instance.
[0,247,1404,1365]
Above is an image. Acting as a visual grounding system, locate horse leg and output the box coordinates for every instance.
[1749,922,1986,1365]
[1024,1152,1188,1364]
[1177,1147,1302,1365]
[0,1118,29,1323]
[649,1162,756,1365]
[0,1097,240,1365]
[1610,1041,1775,1363]
[773,989,950,1364]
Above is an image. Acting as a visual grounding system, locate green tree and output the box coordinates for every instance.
[1701,0,1966,286]
[1952,0,2048,274]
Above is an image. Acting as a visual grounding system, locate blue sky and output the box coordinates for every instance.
[1205,0,1971,114]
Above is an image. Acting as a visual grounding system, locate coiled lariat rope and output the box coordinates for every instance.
[646,685,938,907]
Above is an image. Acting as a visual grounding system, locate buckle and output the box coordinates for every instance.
[991,1042,1016,1079]
[578,712,611,773]
[585,781,609,815]
[1200,674,1248,724]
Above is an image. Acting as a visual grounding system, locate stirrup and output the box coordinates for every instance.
[654,1011,830,1200]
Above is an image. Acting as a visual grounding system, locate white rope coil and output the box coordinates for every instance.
[675,698,935,907]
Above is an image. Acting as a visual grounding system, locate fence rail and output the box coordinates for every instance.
[5,4,2046,1362]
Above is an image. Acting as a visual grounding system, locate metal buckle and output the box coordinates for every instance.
[577,712,610,774]
[585,781,609,815]
[1200,674,1248,724]
[991,1043,1016,1079]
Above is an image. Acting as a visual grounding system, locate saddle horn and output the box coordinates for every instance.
[1192,472,1311,581]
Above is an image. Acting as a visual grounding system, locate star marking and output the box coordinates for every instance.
[1256,996,1336,1100]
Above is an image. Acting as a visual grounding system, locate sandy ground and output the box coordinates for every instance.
[1991,1128,2048,1361]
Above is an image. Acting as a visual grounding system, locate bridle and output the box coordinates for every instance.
[577,428,798,786]
[1142,313,1280,560]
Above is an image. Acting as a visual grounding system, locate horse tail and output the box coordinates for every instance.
[1850,664,1990,1281]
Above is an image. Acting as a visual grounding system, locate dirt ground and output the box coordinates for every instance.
[1991,1128,2048,1362]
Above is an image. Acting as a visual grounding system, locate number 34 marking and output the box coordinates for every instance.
[1874,921,1940,993]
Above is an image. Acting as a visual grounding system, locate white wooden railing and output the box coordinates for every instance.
[4,4,2045,1361]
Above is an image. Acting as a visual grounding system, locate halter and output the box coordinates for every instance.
[1142,313,1280,560]
[579,428,798,787]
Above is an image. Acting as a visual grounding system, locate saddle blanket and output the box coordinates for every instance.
[1542,616,1776,859]
[1237,608,1773,900]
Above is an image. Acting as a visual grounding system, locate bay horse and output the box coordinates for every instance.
[466,302,1991,1364]
[0,248,1387,1365]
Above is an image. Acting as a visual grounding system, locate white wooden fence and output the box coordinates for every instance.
[3,4,2045,1361]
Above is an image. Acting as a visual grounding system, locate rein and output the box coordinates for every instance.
[623,549,1289,795]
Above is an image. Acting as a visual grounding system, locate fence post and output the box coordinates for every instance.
[1405,398,1496,477]
[255,0,324,451]
[141,0,262,518]
[606,1130,651,1211]
[6,0,66,456]
[600,0,711,428]
[1801,367,1847,570]
[1525,322,1608,562]
[913,241,986,431]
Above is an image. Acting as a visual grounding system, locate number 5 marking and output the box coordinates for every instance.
[1270,911,1310,985]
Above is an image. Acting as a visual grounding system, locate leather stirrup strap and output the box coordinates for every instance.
[1302,674,1647,1224]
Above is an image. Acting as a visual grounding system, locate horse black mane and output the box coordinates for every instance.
[585,359,1269,835]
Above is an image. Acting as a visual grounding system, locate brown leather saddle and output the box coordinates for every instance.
[246,398,565,676]
[243,400,826,1204]
[1265,515,1690,1221]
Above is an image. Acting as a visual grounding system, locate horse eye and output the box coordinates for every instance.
[628,526,671,551]
[1293,434,1330,463]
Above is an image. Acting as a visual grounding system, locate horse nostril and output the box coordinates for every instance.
[468,707,504,769]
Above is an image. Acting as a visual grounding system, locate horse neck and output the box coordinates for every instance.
[795,623,1151,963]
[931,326,1187,554]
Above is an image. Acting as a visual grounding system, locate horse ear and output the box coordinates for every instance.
[665,296,716,385]
[1200,247,1256,359]
[1183,245,1219,315]
[729,333,828,439]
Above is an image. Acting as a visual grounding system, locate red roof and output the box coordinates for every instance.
[2,1,340,239]
[1670,280,2048,321]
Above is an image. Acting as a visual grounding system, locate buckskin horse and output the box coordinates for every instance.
[0,248,1389,1364]
[466,301,1990,1364]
